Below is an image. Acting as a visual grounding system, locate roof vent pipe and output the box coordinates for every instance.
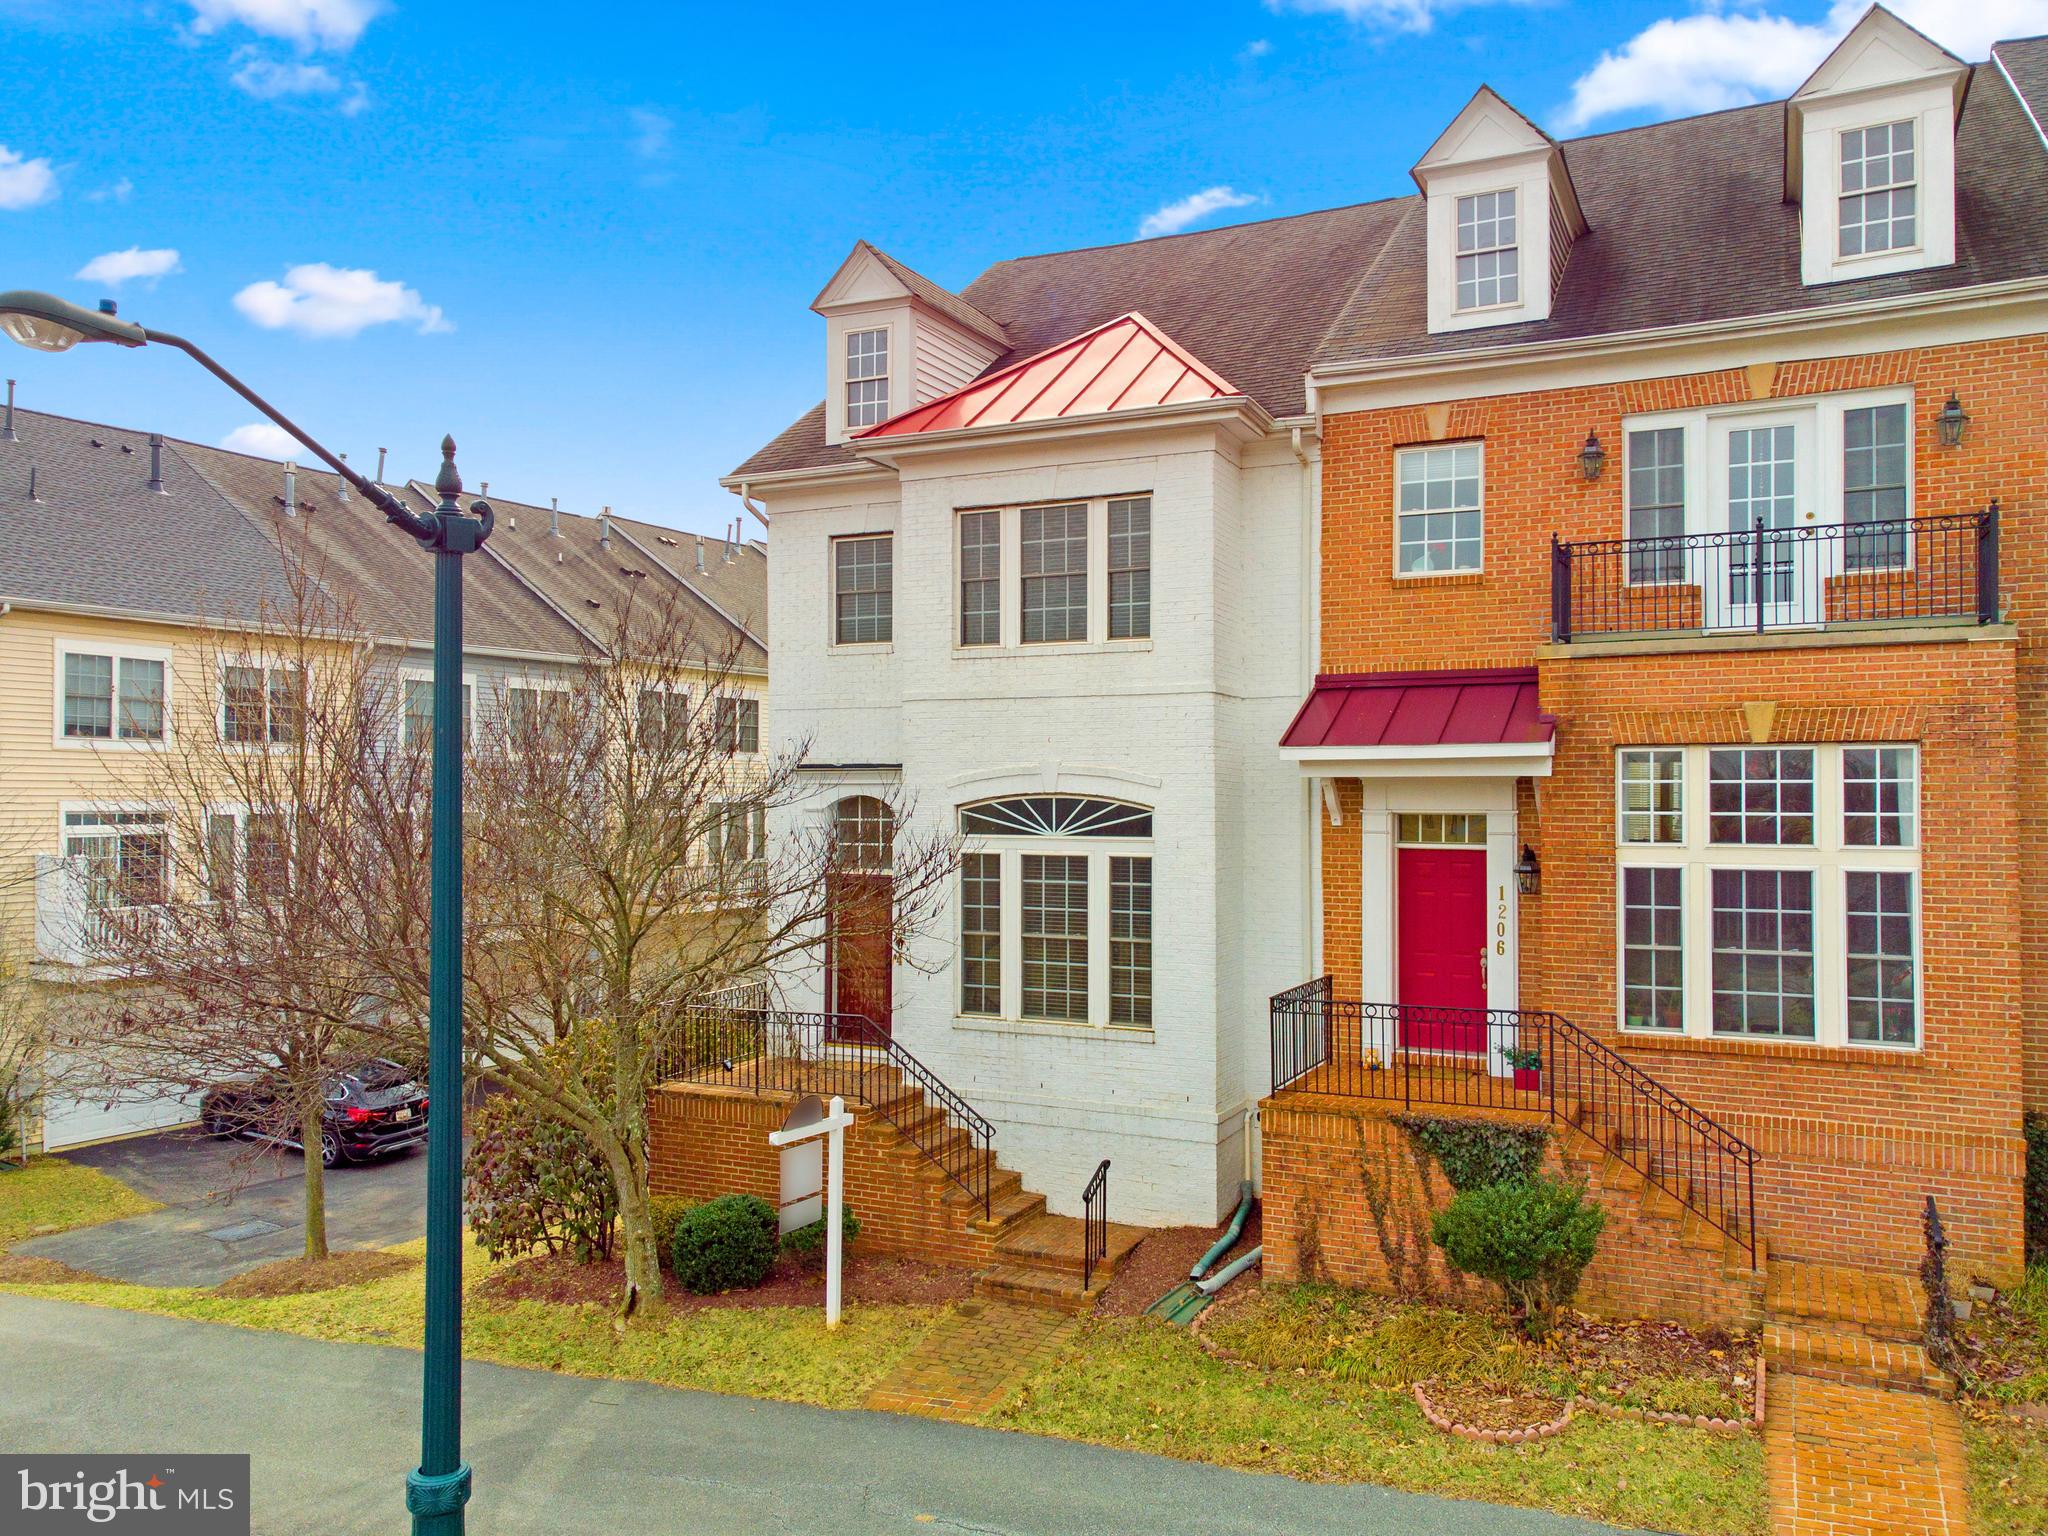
[147,432,166,494]
[599,506,611,547]
[695,536,707,575]
[724,519,737,561]
[2,379,16,442]
[336,453,350,501]
[376,447,387,483]
[549,497,560,537]
[283,461,298,517]
[27,465,38,501]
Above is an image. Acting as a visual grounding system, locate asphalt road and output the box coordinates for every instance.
[17,1129,430,1285]
[0,1295,1647,1536]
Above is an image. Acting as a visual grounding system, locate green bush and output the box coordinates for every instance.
[463,1091,617,1265]
[1431,1175,1606,1339]
[1397,1114,1549,1192]
[781,1207,860,1268]
[669,1193,779,1294]
[2024,1113,2048,1264]
[649,1196,693,1265]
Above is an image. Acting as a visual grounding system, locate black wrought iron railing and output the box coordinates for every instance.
[661,1001,995,1216]
[1081,1158,1111,1291]
[1551,506,1999,642]
[1269,979,1761,1266]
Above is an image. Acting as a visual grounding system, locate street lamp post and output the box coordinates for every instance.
[0,289,487,1534]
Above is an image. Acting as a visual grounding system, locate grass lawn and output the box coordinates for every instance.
[993,1315,1766,1536]
[0,1156,158,1250]
[1963,1413,2048,1536]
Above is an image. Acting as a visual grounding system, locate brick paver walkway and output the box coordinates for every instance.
[865,1298,1078,1421]
[1764,1359,1970,1534]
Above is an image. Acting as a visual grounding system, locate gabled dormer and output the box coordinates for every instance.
[1787,4,1968,287]
[1412,87,1587,336]
[812,241,1010,445]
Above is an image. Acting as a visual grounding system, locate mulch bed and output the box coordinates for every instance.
[1420,1378,1574,1433]
[0,1255,104,1285]
[1552,1316,1757,1417]
[476,1248,979,1312]
[1093,1205,1262,1318]
[214,1250,419,1300]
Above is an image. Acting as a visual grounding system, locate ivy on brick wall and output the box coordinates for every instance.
[1394,1114,1548,1193]
[2025,1112,2048,1264]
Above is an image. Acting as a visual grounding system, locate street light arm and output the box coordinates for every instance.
[143,327,439,542]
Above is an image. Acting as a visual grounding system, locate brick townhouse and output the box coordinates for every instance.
[1267,7,2048,1295]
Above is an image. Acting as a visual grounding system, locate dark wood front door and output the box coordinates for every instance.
[1396,846,1487,1053]
[826,870,893,1037]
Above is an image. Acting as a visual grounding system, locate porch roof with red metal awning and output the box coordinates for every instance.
[1279,667,1556,778]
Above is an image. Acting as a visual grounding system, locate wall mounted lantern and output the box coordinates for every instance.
[1936,392,1970,449]
[1514,845,1541,896]
[1576,431,1606,481]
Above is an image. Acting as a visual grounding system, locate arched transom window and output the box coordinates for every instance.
[832,795,894,871]
[956,796,1152,1031]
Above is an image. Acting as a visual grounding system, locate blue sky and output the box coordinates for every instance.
[0,0,2037,535]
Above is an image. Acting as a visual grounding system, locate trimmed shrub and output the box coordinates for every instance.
[670,1193,779,1294]
[1431,1175,1606,1339]
[464,1090,617,1265]
[649,1196,693,1267]
[1396,1114,1549,1192]
[2025,1112,2048,1264]
[781,1207,860,1269]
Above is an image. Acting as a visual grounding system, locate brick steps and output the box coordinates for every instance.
[1765,1258,1922,1340]
[972,1211,1148,1311]
[1764,1320,1954,1397]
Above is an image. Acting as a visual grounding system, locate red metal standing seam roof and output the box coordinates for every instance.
[856,311,1242,440]
[1280,668,1556,750]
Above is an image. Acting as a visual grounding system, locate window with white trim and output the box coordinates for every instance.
[61,647,165,743]
[1455,189,1519,310]
[959,511,1000,647]
[204,805,294,902]
[954,495,1154,649]
[1021,504,1088,643]
[63,808,168,909]
[716,697,760,754]
[1842,403,1910,571]
[956,796,1153,1029]
[1107,497,1151,640]
[223,663,304,745]
[1839,120,1916,258]
[1613,744,1920,1048]
[402,675,473,749]
[833,534,892,645]
[1395,443,1482,575]
[845,327,889,430]
[706,801,765,864]
[1625,428,1686,583]
[636,687,689,752]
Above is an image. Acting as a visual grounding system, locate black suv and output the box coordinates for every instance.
[200,1059,429,1168]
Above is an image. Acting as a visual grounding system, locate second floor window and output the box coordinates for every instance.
[1107,497,1151,640]
[846,327,889,430]
[833,534,892,644]
[717,697,760,754]
[402,676,473,749]
[1839,120,1915,258]
[960,510,1000,647]
[223,663,304,745]
[63,808,168,909]
[1455,189,1518,310]
[1021,503,1088,643]
[1625,428,1686,583]
[63,649,164,742]
[1395,443,1482,575]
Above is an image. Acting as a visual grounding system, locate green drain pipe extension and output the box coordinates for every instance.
[1190,1181,1255,1281]
[1194,1245,1262,1296]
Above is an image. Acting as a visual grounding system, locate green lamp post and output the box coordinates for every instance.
[0,289,485,1533]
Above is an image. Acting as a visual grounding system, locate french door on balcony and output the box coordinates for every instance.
[1701,413,1825,630]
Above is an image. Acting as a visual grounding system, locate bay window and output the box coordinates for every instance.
[953,495,1152,649]
[1614,744,1920,1048]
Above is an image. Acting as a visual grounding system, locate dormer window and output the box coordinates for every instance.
[1455,190,1519,311]
[1838,121,1916,258]
[846,327,890,430]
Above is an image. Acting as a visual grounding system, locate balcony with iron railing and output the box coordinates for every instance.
[1269,978,1760,1265]
[1550,506,2000,644]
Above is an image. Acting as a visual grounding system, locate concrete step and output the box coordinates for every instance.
[973,1262,1101,1314]
[1764,1320,1953,1397]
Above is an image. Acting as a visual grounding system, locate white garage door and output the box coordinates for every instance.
[39,1064,199,1151]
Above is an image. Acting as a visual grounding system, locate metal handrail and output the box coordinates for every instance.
[1267,980,1761,1266]
[666,1002,995,1216]
[1551,505,1999,641]
[1081,1158,1111,1290]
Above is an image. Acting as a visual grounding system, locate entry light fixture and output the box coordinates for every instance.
[1576,430,1606,482]
[1935,392,1970,449]
[1514,845,1541,896]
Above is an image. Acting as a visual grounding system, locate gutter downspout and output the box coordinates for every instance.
[738,481,767,528]
[1291,421,1324,1017]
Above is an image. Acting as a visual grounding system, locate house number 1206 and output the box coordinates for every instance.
[1495,886,1508,955]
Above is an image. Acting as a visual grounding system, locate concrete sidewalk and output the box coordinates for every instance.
[0,1295,1646,1536]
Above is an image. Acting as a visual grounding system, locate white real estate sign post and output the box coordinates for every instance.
[768,1094,856,1328]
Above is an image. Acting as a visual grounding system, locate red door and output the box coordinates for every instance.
[826,871,893,1039]
[1396,846,1487,1053]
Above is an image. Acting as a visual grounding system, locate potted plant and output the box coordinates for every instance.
[1504,1045,1543,1092]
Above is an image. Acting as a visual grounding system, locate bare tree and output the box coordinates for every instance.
[352,589,958,1305]
[72,533,415,1260]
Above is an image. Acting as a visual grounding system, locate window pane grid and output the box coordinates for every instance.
[959,511,1001,646]
[1626,428,1687,582]
[846,328,889,428]
[1109,856,1152,1028]
[1108,497,1151,640]
[1843,404,1910,570]
[116,657,164,741]
[834,535,893,645]
[1708,747,1814,846]
[1623,866,1684,1031]
[960,796,1151,838]
[64,810,168,909]
[1021,854,1088,1022]
[1710,868,1816,1039]
[1396,443,1482,574]
[63,653,113,739]
[1021,504,1088,643]
[1394,812,1487,845]
[717,697,760,754]
[1846,870,1916,1045]
[961,852,1001,1015]
[1455,189,1519,309]
[1843,746,1914,847]
[1620,749,1684,844]
[1839,120,1917,257]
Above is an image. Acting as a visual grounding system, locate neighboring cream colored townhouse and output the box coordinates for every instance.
[0,401,766,1151]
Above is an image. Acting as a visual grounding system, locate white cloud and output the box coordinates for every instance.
[230,48,368,112]
[187,0,383,52]
[233,262,451,339]
[220,422,303,460]
[85,177,134,204]
[1559,0,2048,132]
[0,145,57,211]
[1266,0,1525,35]
[76,247,183,286]
[1241,37,1273,59]
[1139,185,1263,239]
[629,107,673,160]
